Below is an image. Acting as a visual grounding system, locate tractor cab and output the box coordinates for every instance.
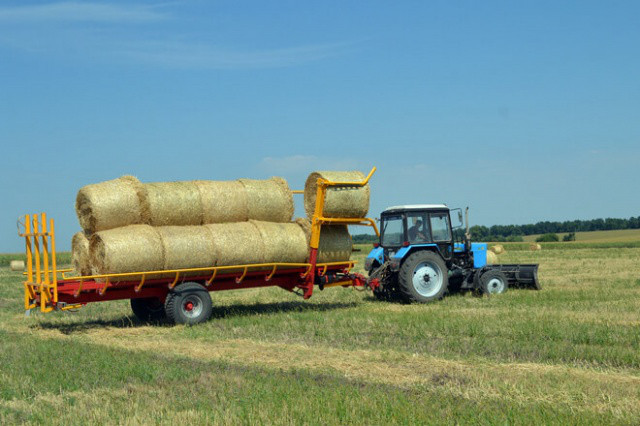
[378,204,456,260]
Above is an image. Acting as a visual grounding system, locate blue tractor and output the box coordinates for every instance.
[365,204,540,303]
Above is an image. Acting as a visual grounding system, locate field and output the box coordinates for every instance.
[1,243,640,424]
[521,228,640,243]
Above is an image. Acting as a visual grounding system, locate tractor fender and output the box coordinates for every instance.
[389,244,442,271]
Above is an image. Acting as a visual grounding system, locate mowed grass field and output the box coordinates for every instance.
[522,228,640,243]
[1,242,640,424]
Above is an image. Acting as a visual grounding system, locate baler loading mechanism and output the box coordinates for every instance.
[18,168,380,324]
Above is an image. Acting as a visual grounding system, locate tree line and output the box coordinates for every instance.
[351,216,640,243]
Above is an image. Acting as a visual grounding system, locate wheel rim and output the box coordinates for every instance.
[486,277,505,294]
[182,295,203,319]
[412,261,443,298]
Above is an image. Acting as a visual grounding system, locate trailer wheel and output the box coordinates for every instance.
[479,270,508,295]
[398,250,448,303]
[165,282,212,325]
[130,297,166,322]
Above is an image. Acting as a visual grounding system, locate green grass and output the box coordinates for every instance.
[521,228,640,243]
[1,245,640,424]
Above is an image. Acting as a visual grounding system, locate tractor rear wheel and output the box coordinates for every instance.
[479,270,508,295]
[130,297,166,322]
[398,251,449,303]
[165,282,212,325]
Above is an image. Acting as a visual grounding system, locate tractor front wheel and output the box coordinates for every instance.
[479,270,509,295]
[398,251,449,303]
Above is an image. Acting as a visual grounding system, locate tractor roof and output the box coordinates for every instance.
[382,204,449,214]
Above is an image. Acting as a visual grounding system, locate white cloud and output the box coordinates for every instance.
[0,2,166,23]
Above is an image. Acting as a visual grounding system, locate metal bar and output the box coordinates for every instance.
[235,267,248,284]
[32,215,41,285]
[206,269,218,286]
[135,274,147,293]
[74,279,84,298]
[99,277,110,296]
[291,190,304,194]
[168,272,181,289]
[265,265,278,281]
[50,218,58,303]
[42,213,50,287]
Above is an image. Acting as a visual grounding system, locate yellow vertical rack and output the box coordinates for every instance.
[19,213,59,313]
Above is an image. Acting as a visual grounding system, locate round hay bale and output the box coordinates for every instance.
[530,243,542,251]
[195,180,248,223]
[251,220,309,263]
[142,181,203,227]
[490,244,504,255]
[205,222,266,266]
[317,225,352,263]
[238,177,294,223]
[90,225,164,275]
[157,226,216,273]
[71,232,92,276]
[75,176,145,234]
[295,218,311,247]
[10,260,25,271]
[304,171,370,219]
[487,251,498,265]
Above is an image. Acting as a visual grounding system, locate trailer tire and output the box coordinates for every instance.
[165,282,212,325]
[398,250,448,303]
[479,270,508,295]
[130,297,166,322]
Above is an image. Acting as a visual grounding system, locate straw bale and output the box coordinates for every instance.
[10,260,25,272]
[251,220,309,263]
[490,244,505,255]
[90,225,164,275]
[71,232,92,276]
[487,251,498,265]
[295,218,311,247]
[157,226,216,273]
[317,225,352,263]
[530,243,542,251]
[304,171,370,219]
[205,222,266,266]
[238,177,294,223]
[142,181,204,227]
[75,176,145,234]
[195,180,248,223]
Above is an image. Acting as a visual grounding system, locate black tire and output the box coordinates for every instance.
[130,297,167,322]
[398,251,449,303]
[479,270,509,295]
[165,282,212,325]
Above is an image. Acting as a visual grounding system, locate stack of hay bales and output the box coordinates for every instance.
[71,171,366,277]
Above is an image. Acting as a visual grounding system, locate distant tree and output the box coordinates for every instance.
[536,233,559,242]
[562,232,576,242]
[506,235,524,242]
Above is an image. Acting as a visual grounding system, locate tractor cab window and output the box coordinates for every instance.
[407,212,428,243]
[430,213,451,242]
[381,215,404,247]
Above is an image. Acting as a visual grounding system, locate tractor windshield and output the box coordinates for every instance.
[381,215,404,247]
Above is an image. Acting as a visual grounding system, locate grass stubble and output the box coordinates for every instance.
[0,243,639,424]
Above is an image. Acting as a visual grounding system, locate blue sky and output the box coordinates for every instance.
[1,0,639,251]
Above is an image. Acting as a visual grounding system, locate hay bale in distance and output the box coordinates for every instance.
[10,260,25,271]
[157,226,216,272]
[487,251,498,265]
[143,181,203,227]
[252,220,309,263]
[490,244,505,255]
[530,243,542,251]
[239,177,294,223]
[205,222,266,266]
[75,176,145,234]
[71,232,92,276]
[90,225,164,275]
[317,225,352,263]
[304,171,370,219]
[195,180,249,223]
